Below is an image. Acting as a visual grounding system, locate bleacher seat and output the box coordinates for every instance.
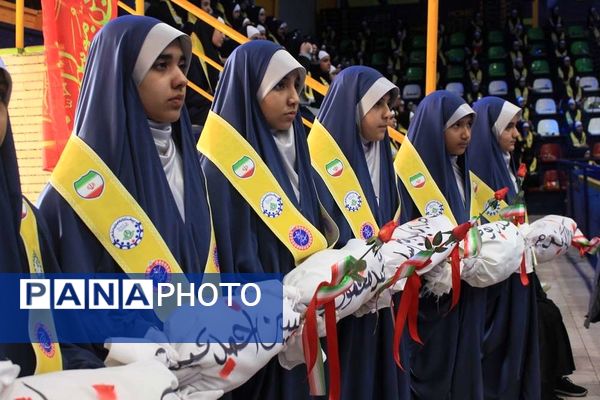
[528,43,547,58]
[527,27,545,42]
[408,50,425,65]
[531,60,550,76]
[446,65,464,81]
[583,97,600,114]
[589,118,600,135]
[575,58,594,74]
[445,82,464,97]
[580,76,599,93]
[570,41,590,57]
[539,143,563,162]
[592,142,600,157]
[488,80,508,96]
[446,48,465,64]
[371,52,386,68]
[488,62,506,78]
[537,119,560,136]
[449,32,466,47]
[488,46,507,60]
[487,30,504,45]
[402,84,422,100]
[411,35,425,49]
[533,78,553,94]
[535,98,557,115]
[543,170,561,190]
[406,67,424,82]
[567,25,586,40]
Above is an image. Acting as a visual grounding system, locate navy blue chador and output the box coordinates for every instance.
[398,90,486,399]
[200,40,329,399]
[0,60,102,374]
[38,16,214,358]
[471,97,540,400]
[312,65,410,400]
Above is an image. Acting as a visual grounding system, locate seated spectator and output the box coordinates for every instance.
[551,23,566,45]
[185,14,226,127]
[558,56,575,98]
[246,25,261,40]
[466,80,484,105]
[548,5,563,30]
[225,3,243,32]
[470,11,485,37]
[569,121,589,157]
[507,8,524,35]
[517,96,533,123]
[146,0,192,34]
[256,24,267,40]
[589,7,600,44]
[564,98,582,128]
[554,39,568,60]
[469,58,483,87]
[513,57,528,82]
[514,77,530,105]
[471,29,484,58]
[510,40,524,64]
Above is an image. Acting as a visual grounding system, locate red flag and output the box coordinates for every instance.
[41,0,117,170]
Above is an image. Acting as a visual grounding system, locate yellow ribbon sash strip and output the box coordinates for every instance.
[198,111,329,264]
[308,119,379,240]
[50,136,220,319]
[393,138,457,225]
[20,200,63,374]
[469,172,509,222]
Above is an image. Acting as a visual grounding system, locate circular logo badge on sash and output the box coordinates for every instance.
[260,192,284,218]
[484,199,501,216]
[424,200,444,218]
[146,260,172,288]
[289,226,313,250]
[213,246,220,272]
[360,222,375,240]
[35,323,55,358]
[32,253,43,274]
[110,216,143,250]
[344,191,362,212]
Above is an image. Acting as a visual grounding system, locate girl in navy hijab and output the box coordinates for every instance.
[38,16,215,360]
[398,90,486,399]
[311,66,409,399]
[0,59,102,375]
[200,40,333,400]
[471,96,540,399]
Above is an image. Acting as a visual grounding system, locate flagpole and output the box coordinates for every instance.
[425,0,439,95]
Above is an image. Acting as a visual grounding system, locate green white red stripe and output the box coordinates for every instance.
[463,226,482,258]
[74,170,104,199]
[499,204,527,221]
[409,172,426,188]
[325,159,344,177]
[232,156,255,178]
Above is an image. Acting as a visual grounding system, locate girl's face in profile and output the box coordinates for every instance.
[444,115,473,156]
[259,69,301,131]
[360,93,392,143]
[138,40,188,123]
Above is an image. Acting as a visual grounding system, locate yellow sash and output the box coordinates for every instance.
[198,111,331,263]
[19,200,63,374]
[393,138,457,225]
[50,136,219,318]
[190,32,213,94]
[469,172,509,221]
[308,119,379,240]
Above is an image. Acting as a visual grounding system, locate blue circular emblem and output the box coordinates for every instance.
[344,191,362,212]
[260,192,284,218]
[289,226,313,250]
[360,223,375,240]
[484,199,501,216]
[110,216,143,250]
[35,323,55,358]
[145,259,172,288]
[424,200,444,218]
